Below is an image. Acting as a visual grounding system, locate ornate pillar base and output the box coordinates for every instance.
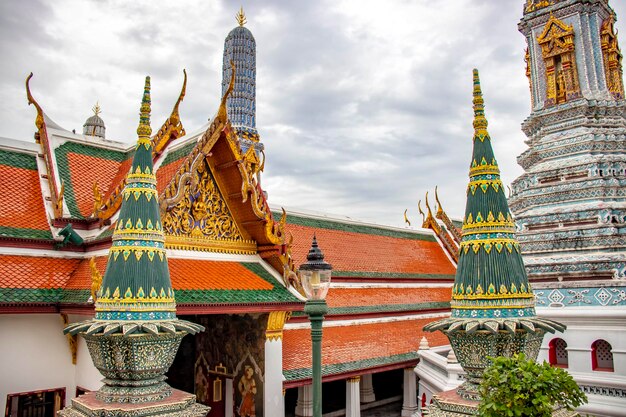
[58,388,209,417]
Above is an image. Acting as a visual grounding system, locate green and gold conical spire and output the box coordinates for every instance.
[426,70,564,334]
[94,76,175,322]
[65,77,202,336]
[451,69,535,320]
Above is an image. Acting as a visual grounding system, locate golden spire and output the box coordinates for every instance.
[472,69,488,134]
[92,102,101,117]
[236,6,247,27]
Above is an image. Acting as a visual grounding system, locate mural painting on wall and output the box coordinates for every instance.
[235,352,264,417]
[195,353,211,404]
[196,314,268,417]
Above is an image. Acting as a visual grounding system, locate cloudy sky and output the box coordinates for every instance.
[1,1,624,228]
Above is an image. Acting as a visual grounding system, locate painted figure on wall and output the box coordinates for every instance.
[194,354,210,405]
[237,365,257,417]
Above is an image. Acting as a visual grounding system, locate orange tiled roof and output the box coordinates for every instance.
[66,152,125,217]
[286,223,456,277]
[0,165,50,233]
[61,257,276,291]
[0,254,298,306]
[326,287,451,309]
[283,318,449,380]
[169,259,274,291]
[0,255,81,289]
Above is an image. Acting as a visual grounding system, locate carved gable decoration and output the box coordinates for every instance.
[161,155,255,254]
[537,14,580,106]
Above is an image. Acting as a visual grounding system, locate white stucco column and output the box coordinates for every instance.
[225,379,234,417]
[401,367,418,417]
[346,376,361,417]
[295,385,313,417]
[265,312,288,417]
[360,373,375,403]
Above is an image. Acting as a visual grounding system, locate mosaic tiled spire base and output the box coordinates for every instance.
[422,70,566,415]
[60,77,207,417]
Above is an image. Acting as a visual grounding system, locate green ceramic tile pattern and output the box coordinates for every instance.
[274,211,437,242]
[55,141,131,219]
[161,141,196,166]
[0,288,64,303]
[175,262,302,305]
[0,287,89,304]
[291,301,450,317]
[333,271,455,280]
[60,289,91,303]
[0,225,53,240]
[283,352,419,381]
[0,149,38,170]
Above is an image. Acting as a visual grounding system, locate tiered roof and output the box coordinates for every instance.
[281,211,456,385]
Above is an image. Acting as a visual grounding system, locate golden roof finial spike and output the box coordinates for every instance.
[236,6,247,27]
[472,68,488,134]
[92,102,101,117]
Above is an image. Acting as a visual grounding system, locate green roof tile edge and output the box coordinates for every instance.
[273,212,436,242]
[0,149,38,170]
[291,301,450,317]
[283,351,419,381]
[0,287,64,303]
[0,225,53,240]
[334,271,455,280]
[161,141,196,166]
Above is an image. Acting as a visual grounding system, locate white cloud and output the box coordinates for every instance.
[1,0,624,227]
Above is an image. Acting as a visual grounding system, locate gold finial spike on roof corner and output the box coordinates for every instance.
[92,102,101,117]
[472,68,488,133]
[236,6,247,27]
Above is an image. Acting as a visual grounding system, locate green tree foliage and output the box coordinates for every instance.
[478,353,587,417]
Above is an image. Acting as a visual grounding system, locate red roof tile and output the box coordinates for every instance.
[287,224,456,276]
[156,158,185,194]
[67,152,125,217]
[0,255,80,289]
[283,318,449,371]
[0,165,49,231]
[169,259,274,291]
[327,287,452,308]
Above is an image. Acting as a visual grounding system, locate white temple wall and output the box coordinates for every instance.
[70,314,103,392]
[0,314,76,411]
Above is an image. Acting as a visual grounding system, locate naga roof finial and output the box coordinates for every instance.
[236,6,247,27]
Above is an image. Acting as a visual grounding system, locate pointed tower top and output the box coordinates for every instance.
[64,77,203,337]
[424,70,565,334]
[95,76,176,322]
[236,6,247,27]
[472,69,488,134]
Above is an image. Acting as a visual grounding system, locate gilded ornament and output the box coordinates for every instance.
[89,257,103,303]
[537,14,580,106]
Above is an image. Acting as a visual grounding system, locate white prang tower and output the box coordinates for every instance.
[511,1,626,416]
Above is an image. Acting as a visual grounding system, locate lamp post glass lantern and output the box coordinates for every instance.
[299,235,332,417]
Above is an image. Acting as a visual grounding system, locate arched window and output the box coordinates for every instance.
[548,338,569,368]
[591,339,614,372]
[421,393,426,408]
